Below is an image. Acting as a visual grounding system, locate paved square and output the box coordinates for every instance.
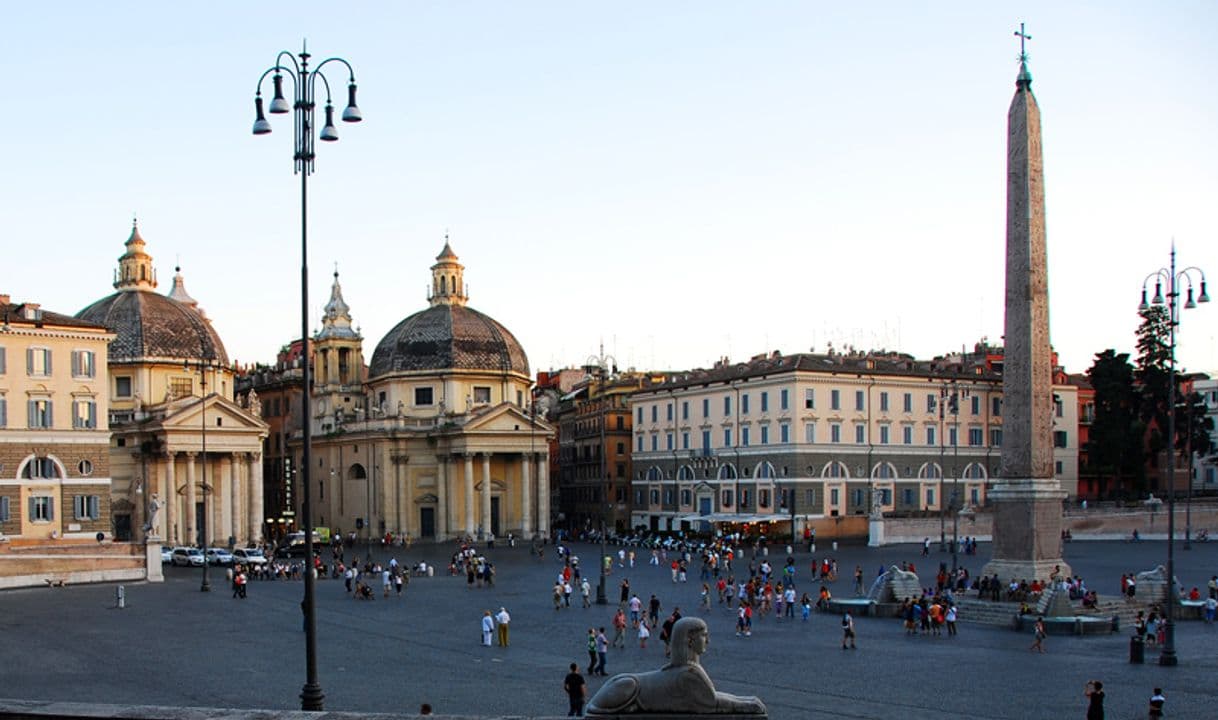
[2,539,1217,719]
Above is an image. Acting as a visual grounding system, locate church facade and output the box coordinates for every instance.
[301,242,553,543]
[76,223,268,546]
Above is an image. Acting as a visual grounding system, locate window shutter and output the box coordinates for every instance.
[28,498,36,522]
[26,348,34,375]
[0,397,5,427]
[45,350,51,375]
[71,351,80,377]
[47,402,53,428]
[0,496,8,522]
[47,497,54,521]
[0,347,6,374]
[91,496,100,519]
[27,400,35,428]
[89,402,96,429]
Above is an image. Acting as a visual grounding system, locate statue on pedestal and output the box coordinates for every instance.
[587,617,766,716]
[144,493,162,539]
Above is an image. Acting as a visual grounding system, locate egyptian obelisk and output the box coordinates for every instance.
[982,25,1071,582]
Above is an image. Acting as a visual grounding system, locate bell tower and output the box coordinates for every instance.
[428,235,468,307]
[313,267,366,430]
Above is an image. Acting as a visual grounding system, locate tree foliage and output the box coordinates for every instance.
[1085,349,1144,495]
[1135,305,1172,466]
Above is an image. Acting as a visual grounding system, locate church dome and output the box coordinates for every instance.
[76,222,229,365]
[368,241,529,378]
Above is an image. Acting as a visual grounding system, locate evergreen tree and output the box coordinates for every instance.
[1135,306,1172,481]
[1085,350,1144,498]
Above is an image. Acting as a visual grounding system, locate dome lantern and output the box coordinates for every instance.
[428,235,467,307]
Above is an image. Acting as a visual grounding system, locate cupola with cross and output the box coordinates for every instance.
[312,267,365,428]
[113,218,158,291]
[428,236,468,307]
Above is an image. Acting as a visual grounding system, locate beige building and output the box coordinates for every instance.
[304,241,552,542]
[0,295,114,541]
[630,347,1078,534]
[76,223,268,546]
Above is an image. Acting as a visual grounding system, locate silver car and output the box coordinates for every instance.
[232,548,268,566]
[205,548,234,566]
[171,547,205,567]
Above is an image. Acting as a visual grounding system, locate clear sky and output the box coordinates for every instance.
[3,2,1216,378]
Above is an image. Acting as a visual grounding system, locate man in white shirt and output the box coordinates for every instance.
[480,610,494,646]
[495,606,511,646]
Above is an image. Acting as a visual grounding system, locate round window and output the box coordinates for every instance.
[78,459,94,476]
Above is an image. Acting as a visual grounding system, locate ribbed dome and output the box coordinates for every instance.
[76,290,229,365]
[369,304,528,378]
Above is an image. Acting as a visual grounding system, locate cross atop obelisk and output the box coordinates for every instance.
[983,25,1070,584]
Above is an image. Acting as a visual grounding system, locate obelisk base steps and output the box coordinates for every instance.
[981,478,1071,582]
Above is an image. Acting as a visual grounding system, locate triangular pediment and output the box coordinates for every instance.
[463,402,553,435]
[159,394,269,433]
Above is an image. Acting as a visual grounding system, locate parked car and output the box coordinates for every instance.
[205,548,234,566]
[232,548,268,566]
[170,547,205,567]
[161,547,173,563]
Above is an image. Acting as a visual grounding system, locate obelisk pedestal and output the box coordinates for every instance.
[982,48,1070,583]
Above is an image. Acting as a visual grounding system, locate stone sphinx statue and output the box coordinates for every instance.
[587,617,767,716]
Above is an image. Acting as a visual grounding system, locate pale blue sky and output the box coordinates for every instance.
[3,2,1216,376]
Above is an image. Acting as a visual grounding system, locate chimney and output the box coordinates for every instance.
[0,294,9,305]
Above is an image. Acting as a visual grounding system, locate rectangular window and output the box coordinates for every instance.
[28,399,53,428]
[971,395,981,415]
[666,403,673,422]
[853,488,865,507]
[760,425,769,445]
[473,386,491,404]
[968,428,983,446]
[830,488,840,506]
[991,428,1003,447]
[804,422,815,443]
[926,488,936,506]
[879,392,889,412]
[721,490,733,507]
[170,377,192,398]
[637,407,643,424]
[681,432,690,450]
[701,430,711,451]
[760,392,768,413]
[637,435,644,452]
[927,426,936,446]
[903,426,912,445]
[71,350,96,379]
[804,389,815,409]
[724,396,732,416]
[73,495,101,520]
[0,496,8,522]
[759,489,770,508]
[73,399,97,429]
[723,428,732,447]
[651,435,658,451]
[970,488,980,505]
[740,489,751,508]
[780,424,790,444]
[903,393,912,413]
[780,389,789,410]
[1055,460,1063,474]
[702,398,710,418]
[741,394,750,415]
[0,395,6,428]
[666,433,673,450]
[879,425,890,444]
[830,389,840,410]
[635,490,644,505]
[414,387,434,406]
[927,394,937,413]
[902,488,914,506]
[882,488,893,505]
[650,490,660,505]
[741,427,750,447]
[992,397,1002,416]
[29,496,54,522]
[830,424,841,443]
[1055,397,1064,417]
[949,427,958,447]
[1054,430,1068,448]
[855,390,864,411]
[855,424,865,444]
[651,405,658,423]
[664,490,673,505]
[682,401,689,421]
[26,347,52,376]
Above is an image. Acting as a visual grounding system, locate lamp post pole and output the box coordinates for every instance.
[938,386,948,552]
[950,386,967,578]
[194,360,212,592]
[1139,245,1209,668]
[252,43,362,711]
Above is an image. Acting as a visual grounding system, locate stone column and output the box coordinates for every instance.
[217,454,232,546]
[481,453,493,537]
[184,453,197,546]
[538,452,550,537]
[230,453,242,544]
[249,452,264,544]
[162,454,176,543]
[521,453,532,537]
[983,59,1069,582]
[435,455,449,541]
[464,453,475,537]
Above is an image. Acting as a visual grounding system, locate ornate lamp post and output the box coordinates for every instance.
[185,357,215,592]
[1138,244,1209,667]
[586,345,617,605]
[251,42,362,711]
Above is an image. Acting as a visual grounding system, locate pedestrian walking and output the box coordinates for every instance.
[638,620,650,648]
[1084,680,1104,720]
[563,663,586,717]
[841,610,857,649]
[611,608,627,648]
[581,577,592,607]
[1147,688,1165,719]
[1030,616,1046,653]
[586,628,598,674]
[594,627,608,676]
[945,604,958,636]
[481,610,494,647]
[496,606,511,647]
[619,578,630,606]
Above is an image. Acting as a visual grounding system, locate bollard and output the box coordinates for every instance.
[116,585,125,609]
[832,541,838,551]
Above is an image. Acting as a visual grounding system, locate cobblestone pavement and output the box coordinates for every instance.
[2,539,1216,719]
